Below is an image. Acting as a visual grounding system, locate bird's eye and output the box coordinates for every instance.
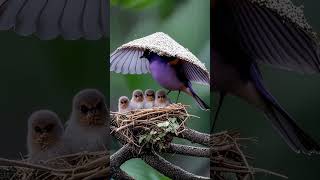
[34,126,42,133]
[45,124,54,132]
[80,105,89,114]
[96,102,102,109]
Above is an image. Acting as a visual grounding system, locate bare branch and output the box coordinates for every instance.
[164,143,210,157]
[110,144,134,175]
[112,169,135,180]
[141,152,210,180]
[179,128,210,146]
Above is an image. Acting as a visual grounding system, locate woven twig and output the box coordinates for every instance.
[210,131,287,180]
[111,103,194,152]
[0,151,109,180]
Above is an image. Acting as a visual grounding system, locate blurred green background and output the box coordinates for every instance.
[110,0,210,179]
[215,0,320,180]
[0,33,108,159]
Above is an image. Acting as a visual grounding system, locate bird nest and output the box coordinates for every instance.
[211,131,287,180]
[0,151,109,180]
[111,103,195,152]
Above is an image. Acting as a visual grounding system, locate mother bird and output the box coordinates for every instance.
[110,32,210,110]
[212,0,320,154]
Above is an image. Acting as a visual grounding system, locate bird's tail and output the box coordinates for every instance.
[186,85,210,110]
[251,64,320,154]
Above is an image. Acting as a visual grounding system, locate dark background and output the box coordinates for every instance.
[215,0,320,179]
[0,32,109,159]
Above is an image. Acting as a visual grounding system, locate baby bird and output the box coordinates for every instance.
[118,96,130,113]
[130,89,144,110]
[144,89,155,109]
[27,110,66,163]
[155,89,171,108]
[64,89,108,153]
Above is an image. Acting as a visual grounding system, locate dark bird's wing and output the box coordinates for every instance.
[110,48,150,74]
[221,0,320,73]
[0,0,108,40]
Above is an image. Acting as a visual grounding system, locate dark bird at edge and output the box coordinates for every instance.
[212,0,320,154]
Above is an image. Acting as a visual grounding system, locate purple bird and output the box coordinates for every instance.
[212,0,320,154]
[141,50,209,110]
[110,32,210,110]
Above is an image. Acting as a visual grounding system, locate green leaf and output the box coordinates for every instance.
[138,135,147,144]
[157,121,170,127]
[150,130,157,135]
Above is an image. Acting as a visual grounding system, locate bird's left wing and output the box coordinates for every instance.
[0,0,108,40]
[110,48,150,74]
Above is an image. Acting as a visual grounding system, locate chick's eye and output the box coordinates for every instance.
[80,105,89,114]
[34,126,42,133]
[45,124,54,132]
[96,102,102,109]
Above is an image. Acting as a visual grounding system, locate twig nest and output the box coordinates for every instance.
[111,104,195,151]
[0,151,109,180]
[210,131,287,179]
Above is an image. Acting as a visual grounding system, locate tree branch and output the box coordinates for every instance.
[164,143,210,157]
[179,128,210,146]
[110,144,135,179]
[141,152,210,180]
[112,169,135,180]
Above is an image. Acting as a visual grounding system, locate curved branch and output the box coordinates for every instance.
[141,152,210,180]
[112,169,135,180]
[165,143,210,157]
[179,128,210,146]
[110,144,135,179]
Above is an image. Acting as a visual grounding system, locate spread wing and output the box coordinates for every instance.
[219,0,320,73]
[0,0,108,40]
[110,48,150,74]
[110,47,210,85]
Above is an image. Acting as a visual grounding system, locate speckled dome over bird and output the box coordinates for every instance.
[110,32,210,85]
[249,0,316,37]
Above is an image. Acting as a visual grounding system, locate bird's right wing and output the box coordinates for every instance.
[182,62,210,85]
[224,0,320,73]
[110,48,150,74]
